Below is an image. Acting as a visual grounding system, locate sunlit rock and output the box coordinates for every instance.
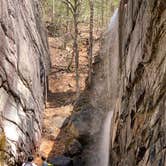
[0,0,50,165]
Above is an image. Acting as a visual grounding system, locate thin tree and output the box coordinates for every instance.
[62,0,82,97]
[88,0,94,86]
[52,0,55,22]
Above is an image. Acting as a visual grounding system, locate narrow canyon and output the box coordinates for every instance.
[0,0,165,166]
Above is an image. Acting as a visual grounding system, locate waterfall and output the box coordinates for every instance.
[98,9,118,166]
[99,111,113,166]
[108,8,118,31]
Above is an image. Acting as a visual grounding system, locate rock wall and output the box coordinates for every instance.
[0,0,50,165]
[100,0,166,165]
[71,0,166,165]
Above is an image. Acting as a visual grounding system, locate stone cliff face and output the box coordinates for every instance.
[110,1,166,165]
[0,0,50,165]
[70,0,166,165]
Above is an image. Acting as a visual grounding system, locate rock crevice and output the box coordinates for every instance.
[109,0,166,165]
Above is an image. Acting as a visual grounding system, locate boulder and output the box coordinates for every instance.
[53,116,69,129]
[69,103,101,143]
[65,139,82,157]
[49,156,73,166]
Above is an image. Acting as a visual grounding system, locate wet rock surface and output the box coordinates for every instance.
[69,0,166,165]
[49,156,73,166]
[64,139,83,157]
[0,0,50,165]
[69,93,102,141]
[53,116,68,129]
[109,1,166,165]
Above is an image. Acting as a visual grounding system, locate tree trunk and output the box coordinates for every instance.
[52,0,55,22]
[74,15,80,97]
[64,4,70,49]
[88,0,94,87]
[63,0,81,97]
[101,0,104,26]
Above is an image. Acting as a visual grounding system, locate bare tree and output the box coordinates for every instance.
[62,0,82,97]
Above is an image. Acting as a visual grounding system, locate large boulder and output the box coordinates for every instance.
[86,0,166,165]
[69,102,101,144]
[65,139,83,157]
[49,156,73,166]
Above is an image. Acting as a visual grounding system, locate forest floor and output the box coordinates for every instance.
[34,26,101,165]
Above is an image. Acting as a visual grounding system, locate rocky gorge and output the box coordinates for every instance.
[0,0,165,166]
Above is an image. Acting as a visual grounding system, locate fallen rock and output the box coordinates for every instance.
[53,116,69,129]
[65,139,83,157]
[69,103,101,142]
[72,156,84,166]
[49,156,73,166]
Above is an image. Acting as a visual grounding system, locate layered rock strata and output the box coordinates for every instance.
[68,0,166,165]
[110,1,166,165]
[0,0,50,165]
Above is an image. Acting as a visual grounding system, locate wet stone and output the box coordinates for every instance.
[49,156,73,166]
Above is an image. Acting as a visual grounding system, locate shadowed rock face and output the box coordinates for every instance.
[109,1,166,165]
[0,0,50,165]
[71,0,166,165]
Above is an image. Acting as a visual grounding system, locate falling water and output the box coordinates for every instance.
[108,8,118,31]
[99,111,113,166]
[98,9,119,166]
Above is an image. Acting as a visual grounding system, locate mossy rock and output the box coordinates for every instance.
[0,131,6,165]
[64,138,82,157]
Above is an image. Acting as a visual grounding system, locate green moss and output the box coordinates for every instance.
[0,132,6,166]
